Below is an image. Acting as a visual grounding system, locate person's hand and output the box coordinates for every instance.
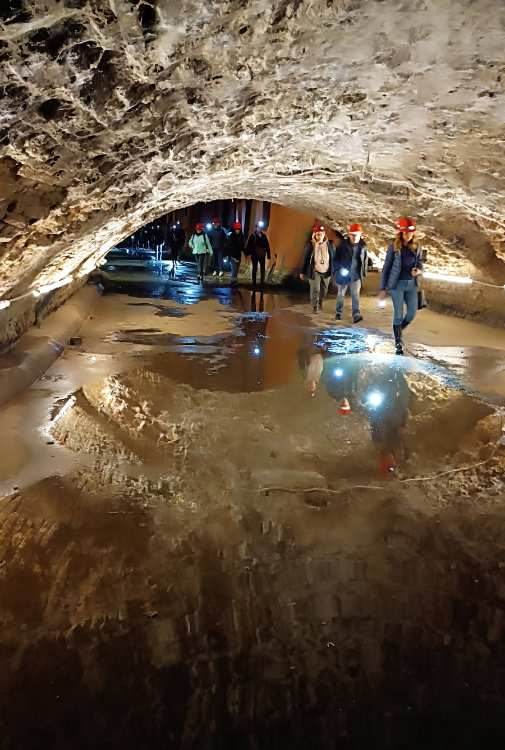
[299,274,305,281]
[378,289,387,300]
[411,268,421,277]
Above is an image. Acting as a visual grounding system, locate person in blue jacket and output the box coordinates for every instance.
[378,217,423,355]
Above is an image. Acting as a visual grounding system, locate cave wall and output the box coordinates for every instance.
[0,0,504,344]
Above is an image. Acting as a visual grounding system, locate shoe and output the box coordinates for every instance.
[212,271,218,277]
[219,271,224,277]
[335,313,342,320]
[319,300,324,311]
[353,314,363,324]
[313,306,319,314]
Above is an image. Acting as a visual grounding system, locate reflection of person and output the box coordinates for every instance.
[362,367,412,472]
[300,223,336,313]
[298,342,326,396]
[250,291,264,313]
[227,221,245,284]
[245,224,271,288]
[379,217,423,355]
[189,223,213,282]
[320,353,413,471]
[333,223,368,323]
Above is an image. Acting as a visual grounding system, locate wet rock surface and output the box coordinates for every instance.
[1,287,505,747]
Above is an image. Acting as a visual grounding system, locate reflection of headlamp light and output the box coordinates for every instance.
[334,368,344,378]
[367,391,384,408]
[340,268,349,277]
[206,223,212,230]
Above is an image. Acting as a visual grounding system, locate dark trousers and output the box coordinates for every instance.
[195,254,207,277]
[309,272,331,310]
[211,248,224,273]
[230,258,240,281]
[252,255,266,286]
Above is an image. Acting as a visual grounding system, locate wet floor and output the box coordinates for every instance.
[1,280,505,749]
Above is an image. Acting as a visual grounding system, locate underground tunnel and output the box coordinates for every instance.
[1,1,505,748]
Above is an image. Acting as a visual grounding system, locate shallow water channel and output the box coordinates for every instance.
[1,283,505,749]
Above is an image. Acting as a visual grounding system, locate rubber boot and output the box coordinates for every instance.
[393,324,404,355]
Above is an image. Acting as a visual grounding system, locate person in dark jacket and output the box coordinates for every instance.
[379,216,423,355]
[245,224,271,287]
[208,217,228,277]
[333,223,368,323]
[300,223,336,313]
[226,221,245,284]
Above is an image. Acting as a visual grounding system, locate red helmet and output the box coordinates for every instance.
[312,223,325,233]
[211,217,221,224]
[349,223,362,233]
[396,217,416,232]
[232,221,242,230]
[195,223,204,231]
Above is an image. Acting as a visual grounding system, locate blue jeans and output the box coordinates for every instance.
[336,280,361,317]
[390,279,418,326]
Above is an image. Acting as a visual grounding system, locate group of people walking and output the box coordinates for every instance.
[187,213,424,355]
[301,216,424,355]
[188,218,271,287]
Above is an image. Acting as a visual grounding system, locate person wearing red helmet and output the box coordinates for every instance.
[379,217,423,354]
[189,222,213,282]
[208,217,228,277]
[333,222,368,323]
[300,223,337,313]
[226,221,245,284]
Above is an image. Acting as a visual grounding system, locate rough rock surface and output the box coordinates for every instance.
[0,0,505,328]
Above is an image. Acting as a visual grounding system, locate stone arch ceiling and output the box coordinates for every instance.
[0,0,505,299]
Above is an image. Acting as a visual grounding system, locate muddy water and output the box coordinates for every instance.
[1,285,505,749]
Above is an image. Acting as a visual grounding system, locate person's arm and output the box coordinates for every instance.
[188,234,195,253]
[245,235,253,256]
[415,248,424,272]
[301,243,311,278]
[265,235,271,260]
[362,243,368,278]
[205,234,213,254]
[380,246,394,290]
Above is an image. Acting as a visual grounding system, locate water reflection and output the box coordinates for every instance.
[2,302,505,748]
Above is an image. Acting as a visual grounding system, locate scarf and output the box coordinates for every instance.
[313,240,330,273]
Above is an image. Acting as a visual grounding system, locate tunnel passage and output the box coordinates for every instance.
[0,0,505,345]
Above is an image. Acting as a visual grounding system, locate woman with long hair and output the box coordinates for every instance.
[378,217,423,355]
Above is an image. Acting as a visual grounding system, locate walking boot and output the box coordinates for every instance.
[353,314,363,324]
[335,312,342,320]
[393,324,404,355]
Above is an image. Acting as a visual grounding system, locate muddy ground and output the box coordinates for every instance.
[1,278,505,749]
